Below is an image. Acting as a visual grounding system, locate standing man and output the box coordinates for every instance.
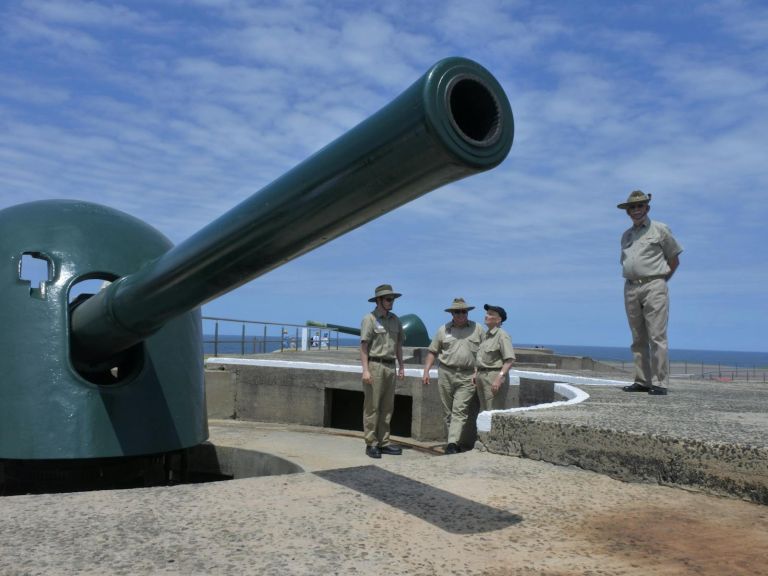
[422,298,484,454]
[618,190,683,396]
[360,284,405,459]
[474,304,516,411]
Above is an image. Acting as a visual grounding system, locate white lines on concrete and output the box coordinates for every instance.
[475,383,590,432]
[473,368,628,432]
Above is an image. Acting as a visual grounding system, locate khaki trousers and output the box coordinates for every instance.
[363,361,395,446]
[438,366,476,445]
[624,278,670,387]
[476,371,509,411]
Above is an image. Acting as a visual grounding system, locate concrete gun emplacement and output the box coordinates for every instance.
[0,57,513,462]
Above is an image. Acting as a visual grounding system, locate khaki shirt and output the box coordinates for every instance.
[621,218,683,280]
[428,321,484,369]
[361,310,403,360]
[476,326,516,369]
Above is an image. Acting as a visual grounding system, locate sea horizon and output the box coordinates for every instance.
[203,334,768,368]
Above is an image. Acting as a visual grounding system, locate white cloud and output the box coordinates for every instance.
[0,0,766,351]
[6,14,104,52]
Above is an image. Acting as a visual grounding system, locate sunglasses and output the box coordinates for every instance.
[451,310,468,315]
[382,297,395,302]
[627,203,647,210]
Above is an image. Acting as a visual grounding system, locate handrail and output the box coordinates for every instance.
[202,316,355,356]
[201,318,767,382]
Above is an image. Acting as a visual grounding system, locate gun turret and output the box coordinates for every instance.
[0,57,513,459]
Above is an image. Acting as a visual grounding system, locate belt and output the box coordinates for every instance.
[626,275,666,285]
[369,357,395,365]
[477,367,501,372]
[441,364,474,372]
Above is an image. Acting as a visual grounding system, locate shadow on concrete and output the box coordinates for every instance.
[315,465,522,534]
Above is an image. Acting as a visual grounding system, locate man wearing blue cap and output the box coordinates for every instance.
[474,304,516,411]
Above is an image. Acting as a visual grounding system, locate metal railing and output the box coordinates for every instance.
[202,316,350,357]
[201,319,767,383]
[599,360,768,383]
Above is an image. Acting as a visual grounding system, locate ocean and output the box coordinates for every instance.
[203,335,768,368]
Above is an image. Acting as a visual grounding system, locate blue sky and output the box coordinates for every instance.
[1,0,766,352]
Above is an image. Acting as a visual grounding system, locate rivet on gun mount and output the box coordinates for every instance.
[0,57,514,461]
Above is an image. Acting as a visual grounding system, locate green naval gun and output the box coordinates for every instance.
[0,58,513,480]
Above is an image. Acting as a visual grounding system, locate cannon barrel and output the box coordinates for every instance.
[71,57,513,366]
[308,313,430,347]
[307,320,361,337]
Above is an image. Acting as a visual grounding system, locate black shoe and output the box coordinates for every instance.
[365,445,381,459]
[622,383,649,392]
[445,443,459,455]
[648,385,668,396]
[380,444,402,455]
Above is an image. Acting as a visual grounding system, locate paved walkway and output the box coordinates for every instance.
[2,418,768,575]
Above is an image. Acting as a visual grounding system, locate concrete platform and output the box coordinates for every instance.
[206,351,768,504]
[2,355,768,575]
[479,378,768,504]
[2,421,767,576]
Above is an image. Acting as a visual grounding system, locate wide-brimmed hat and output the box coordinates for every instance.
[368,284,402,302]
[617,190,652,209]
[444,297,475,312]
[483,304,507,323]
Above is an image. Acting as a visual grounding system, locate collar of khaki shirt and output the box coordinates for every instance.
[633,216,651,230]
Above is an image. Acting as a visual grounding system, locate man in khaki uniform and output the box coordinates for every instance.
[360,284,405,458]
[422,298,484,454]
[474,304,516,411]
[618,190,683,395]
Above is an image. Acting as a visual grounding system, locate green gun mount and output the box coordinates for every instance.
[0,57,513,463]
[308,315,430,348]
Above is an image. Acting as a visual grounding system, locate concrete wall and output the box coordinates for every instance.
[514,351,615,372]
[205,369,237,419]
[205,363,446,442]
[478,416,768,505]
[519,377,554,406]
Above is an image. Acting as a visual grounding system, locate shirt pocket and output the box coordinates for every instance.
[641,234,662,247]
[481,343,499,364]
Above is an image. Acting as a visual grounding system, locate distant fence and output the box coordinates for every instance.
[599,360,768,384]
[201,317,767,383]
[202,317,354,356]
